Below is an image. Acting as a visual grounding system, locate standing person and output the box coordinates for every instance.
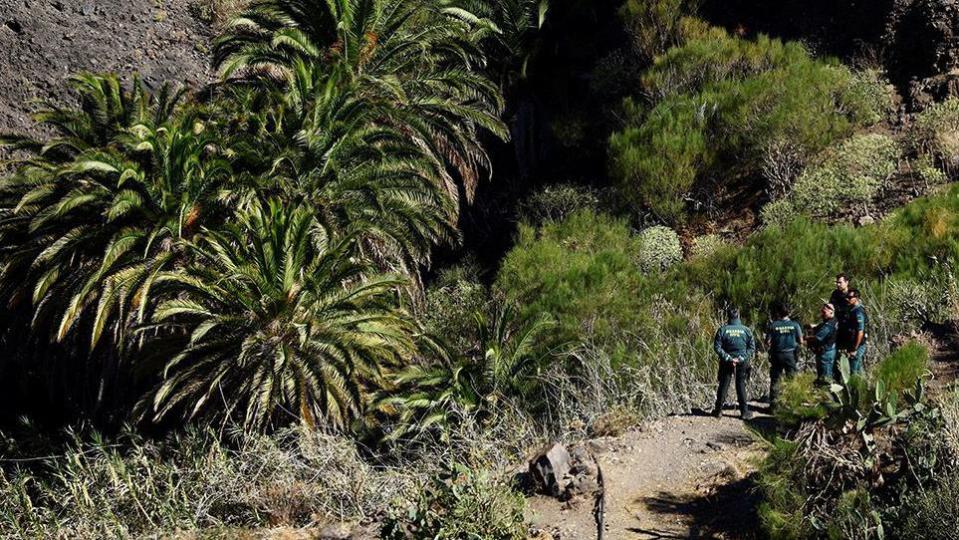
[843,289,869,374]
[765,302,803,410]
[831,273,852,349]
[711,308,756,421]
[807,303,839,383]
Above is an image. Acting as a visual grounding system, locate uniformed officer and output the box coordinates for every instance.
[842,288,868,374]
[765,302,803,409]
[831,273,852,352]
[711,308,756,420]
[807,303,839,383]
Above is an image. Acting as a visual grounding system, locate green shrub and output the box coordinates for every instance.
[637,225,682,272]
[423,262,490,352]
[825,489,884,540]
[757,437,809,539]
[619,0,695,62]
[641,27,810,99]
[518,184,601,225]
[611,27,885,224]
[773,373,830,427]
[495,210,651,345]
[688,234,726,259]
[762,134,901,226]
[915,154,949,186]
[845,69,896,126]
[873,342,929,399]
[886,263,959,326]
[898,471,959,540]
[912,98,959,175]
[382,463,527,540]
[682,217,895,319]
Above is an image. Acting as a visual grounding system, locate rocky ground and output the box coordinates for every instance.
[0,0,213,137]
[526,410,768,540]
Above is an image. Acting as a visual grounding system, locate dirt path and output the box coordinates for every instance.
[527,409,770,540]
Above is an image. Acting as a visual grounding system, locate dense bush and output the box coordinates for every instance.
[762,134,901,226]
[682,217,895,319]
[886,263,959,326]
[637,225,682,272]
[619,0,694,62]
[496,210,650,345]
[873,342,929,399]
[912,98,959,175]
[517,184,602,225]
[382,462,526,540]
[688,233,727,259]
[610,27,890,223]
[772,373,830,427]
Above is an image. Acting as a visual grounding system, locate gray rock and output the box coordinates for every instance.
[530,442,572,497]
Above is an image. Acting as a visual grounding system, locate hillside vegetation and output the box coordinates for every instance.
[1,0,959,537]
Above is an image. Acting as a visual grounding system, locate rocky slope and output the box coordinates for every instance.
[0,0,213,136]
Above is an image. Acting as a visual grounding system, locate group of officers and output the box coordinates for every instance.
[710,273,869,420]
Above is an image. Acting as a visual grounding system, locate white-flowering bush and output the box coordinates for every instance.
[637,225,682,272]
[762,133,900,226]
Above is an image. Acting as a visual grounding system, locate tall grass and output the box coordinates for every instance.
[0,428,422,537]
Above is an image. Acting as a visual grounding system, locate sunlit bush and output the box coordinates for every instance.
[611,27,887,224]
[637,225,682,272]
[495,210,649,345]
[873,342,929,399]
[912,98,959,176]
[762,134,901,226]
[688,233,727,259]
[382,463,526,540]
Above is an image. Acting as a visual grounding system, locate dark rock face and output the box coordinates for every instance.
[0,0,213,137]
[701,0,959,106]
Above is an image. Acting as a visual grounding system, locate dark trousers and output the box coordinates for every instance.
[769,351,798,406]
[714,361,750,414]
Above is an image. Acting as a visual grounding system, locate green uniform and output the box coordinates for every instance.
[842,304,868,374]
[811,317,838,381]
[713,319,755,416]
[766,318,802,406]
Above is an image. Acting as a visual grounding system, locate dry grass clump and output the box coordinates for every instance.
[0,427,423,537]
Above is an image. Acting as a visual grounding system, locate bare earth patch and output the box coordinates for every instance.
[528,411,769,539]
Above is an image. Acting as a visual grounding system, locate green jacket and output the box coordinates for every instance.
[766,318,803,353]
[812,317,838,354]
[714,319,756,364]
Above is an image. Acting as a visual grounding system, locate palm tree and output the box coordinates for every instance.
[0,74,231,348]
[444,0,550,86]
[148,199,417,431]
[217,76,459,277]
[214,0,507,203]
[375,305,553,441]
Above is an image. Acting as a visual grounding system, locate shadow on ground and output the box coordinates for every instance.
[627,475,762,539]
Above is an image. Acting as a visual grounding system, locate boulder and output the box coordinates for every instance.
[529,442,572,497]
